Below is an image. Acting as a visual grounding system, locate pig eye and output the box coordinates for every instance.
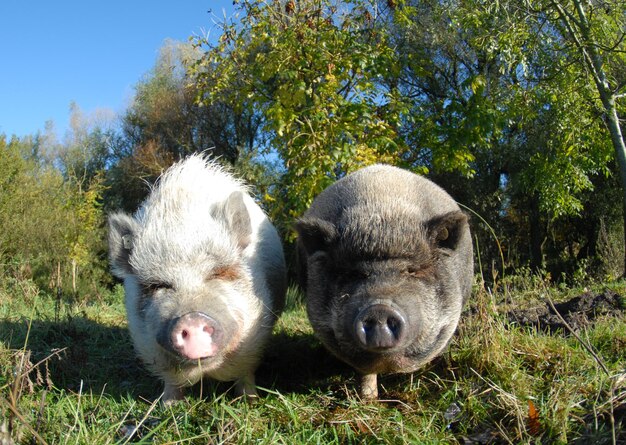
[404,265,432,278]
[336,268,368,281]
[436,227,449,242]
[207,265,240,281]
[144,282,173,293]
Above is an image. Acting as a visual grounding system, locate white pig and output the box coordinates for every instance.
[108,154,286,402]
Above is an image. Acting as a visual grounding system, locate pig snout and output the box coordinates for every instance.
[353,303,407,351]
[157,312,224,360]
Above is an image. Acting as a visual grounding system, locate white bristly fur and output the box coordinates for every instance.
[109,154,286,402]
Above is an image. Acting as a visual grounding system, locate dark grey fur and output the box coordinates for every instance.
[295,164,473,399]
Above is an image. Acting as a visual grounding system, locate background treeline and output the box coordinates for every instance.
[1,0,625,300]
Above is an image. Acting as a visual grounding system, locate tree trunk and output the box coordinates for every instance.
[601,97,626,276]
[72,259,77,295]
[556,0,626,276]
[529,197,544,270]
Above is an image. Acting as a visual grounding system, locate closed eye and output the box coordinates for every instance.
[336,268,369,282]
[403,264,433,278]
[143,282,173,293]
[206,265,240,282]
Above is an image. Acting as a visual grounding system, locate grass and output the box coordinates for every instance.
[0,278,625,444]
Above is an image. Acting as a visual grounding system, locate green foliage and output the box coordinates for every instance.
[109,40,263,213]
[507,0,626,271]
[382,0,621,273]
[394,0,614,217]
[187,0,622,273]
[0,136,65,261]
[516,81,613,219]
[193,0,410,223]
[0,134,108,299]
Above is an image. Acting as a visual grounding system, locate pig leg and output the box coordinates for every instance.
[359,373,378,400]
[162,383,184,405]
[234,372,258,399]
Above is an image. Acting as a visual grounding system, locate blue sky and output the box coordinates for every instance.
[0,1,234,139]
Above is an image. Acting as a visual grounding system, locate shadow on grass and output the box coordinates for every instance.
[0,316,159,401]
[0,314,354,402]
[257,331,353,395]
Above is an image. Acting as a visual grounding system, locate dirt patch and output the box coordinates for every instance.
[508,290,625,333]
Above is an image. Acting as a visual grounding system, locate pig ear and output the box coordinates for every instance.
[427,211,468,251]
[294,217,338,255]
[222,191,252,250]
[108,212,139,278]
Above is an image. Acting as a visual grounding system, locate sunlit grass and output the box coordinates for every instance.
[0,279,624,444]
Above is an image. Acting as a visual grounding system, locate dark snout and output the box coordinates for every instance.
[353,303,407,352]
[157,312,224,360]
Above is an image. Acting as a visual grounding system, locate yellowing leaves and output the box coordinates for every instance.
[191,0,408,219]
[343,144,396,173]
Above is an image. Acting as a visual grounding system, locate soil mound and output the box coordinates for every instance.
[508,290,625,333]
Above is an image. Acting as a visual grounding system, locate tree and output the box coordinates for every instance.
[388,0,615,272]
[193,0,409,226]
[0,134,108,297]
[55,103,117,190]
[187,0,622,277]
[533,0,626,274]
[111,40,262,212]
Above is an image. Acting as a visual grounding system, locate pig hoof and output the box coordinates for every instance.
[162,384,184,405]
[234,375,258,401]
[359,373,378,400]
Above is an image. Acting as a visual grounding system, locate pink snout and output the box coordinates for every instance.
[158,312,223,360]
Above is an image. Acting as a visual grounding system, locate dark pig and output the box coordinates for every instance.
[108,154,286,403]
[295,164,472,399]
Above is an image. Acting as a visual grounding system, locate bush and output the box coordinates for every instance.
[0,135,110,301]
